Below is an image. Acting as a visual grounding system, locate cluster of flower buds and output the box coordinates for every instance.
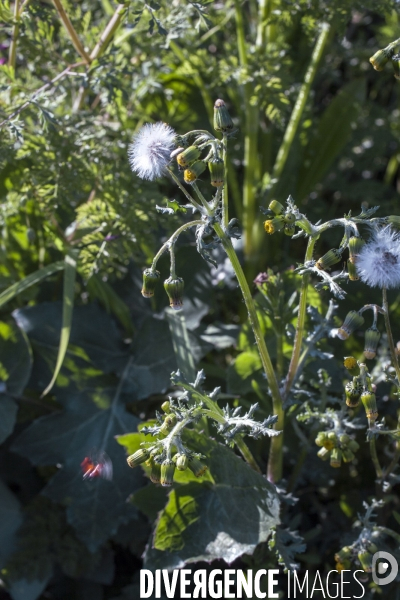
[315,430,360,468]
[173,99,231,187]
[263,200,297,236]
[141,269,185,311]
[338,311,381,360]
[343,360,378,424]
[314,234,365,278]
[370,43,400,79]
[334,540,378,573]
[126,397,207,486]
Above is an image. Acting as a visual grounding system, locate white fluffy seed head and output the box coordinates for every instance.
[356,226,400,289]
[128,122,176,181]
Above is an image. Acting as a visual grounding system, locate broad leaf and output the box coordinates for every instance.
[0,479,22,570]
[144,432,280,568]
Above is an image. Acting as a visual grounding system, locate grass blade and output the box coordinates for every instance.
[0,261,65,309]
[42,251,78,397]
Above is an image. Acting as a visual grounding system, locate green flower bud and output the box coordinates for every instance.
[348,236,365,264]
[177,145,201,167]
[348,439,360,452]
[387,215,400,228]
[164,276,184,311]
[284,224,296,236]
[161,400,171,413]
[367,542,378,554]
[161,459,175,486]
[175,454,189,471]
[316,248,343,271]
[361,391,378,422]
[183,160,207,184]
[317,447,331,461]
[284,212,296,224]
[347,260,359,281]
[338,311,365,340]
[208,158,225,187]
[369,47,392,71]
[188,456,207,477]
[335,546,353,563]
[127,448,150,468]
[342,448,355,463]
[315,432,329,447]
[268,200,284,215]
[330,448,342,468]
[141,269,160,298]
[358,551,373,572]
[213,99,234,133]
[339,433,350,445]
[264,216,285,235]
[345,379,363,408]
[364,326,381,360]
[150,459,162,484]
[159,414,177,435]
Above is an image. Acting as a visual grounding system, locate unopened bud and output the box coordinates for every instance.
[317,447,331,461]
[214,99,234,133]
[160,459,175,487]
[342,448,355,463]
[188,456,207,477]
[347,260,359,281]
[348,439,360,452]
[392,53,400,79]
[338,310,365,340]
[268,200,284,215]
[208,158,224,187]
[141,269,160,298]
[175,454,189,471]
[345,379,363,408]
[387,215,400,228]
[335,546,353,563]
[164,276,184,311]
[315,432,329,447]
[150,459,162,483]
[361,391,378,422]
[183,161,207,184]
[284,212,296,224]
[127,448,150,468]
[363,326,381,360]
[348,236,365,263]
[284,224,296,236]
[161,400,171,413]
[358,551,373,572]
[316,248,343,271]
[369,47,392,71]
[330,448,342,468]
[177,146,201,167]
[159,414,177,435]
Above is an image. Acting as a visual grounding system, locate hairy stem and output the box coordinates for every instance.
[151,220,203,270]
[284,236,317,399]
[167,170,207,215]
[51,0,91,63]
[382,287,400,384]
[212,222,283,482]
[90,3,127,60]
[222,133,229,228]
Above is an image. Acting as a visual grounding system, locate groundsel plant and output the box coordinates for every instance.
[126,96,400,574]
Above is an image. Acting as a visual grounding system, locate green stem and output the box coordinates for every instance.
[370,437,383,479]
[8,0,21,70]
[284,236,317,399]
[256,0,271,48]
[374,526,400,545]
[212,222,283,482]
[89,3,127,60]
[222,133,229,228]
[167,170,207,215]
[52,0,91,63]
[382,287,400,384]
[269,23,330,187]
[151,220,203,269]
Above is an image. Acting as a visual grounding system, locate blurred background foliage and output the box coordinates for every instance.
[1,0,400,598]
